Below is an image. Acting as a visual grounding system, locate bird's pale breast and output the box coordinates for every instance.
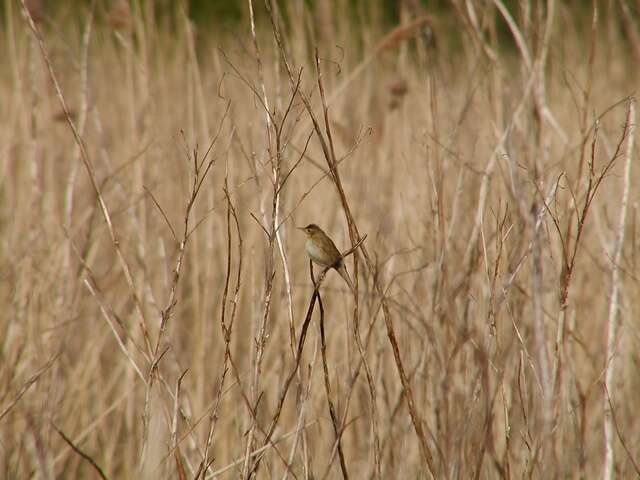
[305,238,334,267]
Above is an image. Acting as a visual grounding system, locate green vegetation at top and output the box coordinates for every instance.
[3,0,611,28]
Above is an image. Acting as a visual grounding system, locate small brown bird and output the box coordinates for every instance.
[298,224,354,292]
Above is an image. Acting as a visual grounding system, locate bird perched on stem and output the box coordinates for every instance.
[298,224,354,292]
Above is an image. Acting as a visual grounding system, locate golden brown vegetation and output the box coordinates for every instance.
[1,1,639,478]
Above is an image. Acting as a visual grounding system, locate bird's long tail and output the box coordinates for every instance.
[336,263,355,293]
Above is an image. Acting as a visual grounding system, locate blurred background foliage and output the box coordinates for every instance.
[3,0,637,66]
[7,0,635,62]
[6,0,638,33]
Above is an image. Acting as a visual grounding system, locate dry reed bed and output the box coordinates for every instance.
[0,1,639,478]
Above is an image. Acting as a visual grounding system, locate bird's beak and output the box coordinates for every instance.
[296,226,305,231]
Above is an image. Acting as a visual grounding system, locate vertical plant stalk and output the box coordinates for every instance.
[533,2,557,445]
[282,336,319,480]
[242,1,276,475]
[197,172,244,479]
[549,4,599,470]
[314,263,349,479]
[247,0,296,361]
[171,370,189,479]
[603,99,635,480]
[63,6,93,300]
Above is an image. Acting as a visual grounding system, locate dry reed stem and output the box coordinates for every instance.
[198,171,243,477]
[314,262,349,479]
[603,99,636,480]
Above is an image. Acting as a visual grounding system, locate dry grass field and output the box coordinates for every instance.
[1,1,639,478]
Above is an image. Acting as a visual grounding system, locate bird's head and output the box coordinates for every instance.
[298,224,322,237]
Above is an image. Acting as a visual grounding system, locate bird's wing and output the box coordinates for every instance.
[320,238,342,264]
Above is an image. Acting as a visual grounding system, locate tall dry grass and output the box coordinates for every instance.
[1,1,639,478]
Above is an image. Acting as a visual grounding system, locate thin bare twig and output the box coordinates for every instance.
[0,354,60,423]
[52,422,110,480]
[604,384,640,477]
